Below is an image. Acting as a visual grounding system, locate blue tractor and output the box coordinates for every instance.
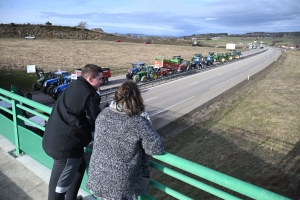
[41,71,69,95]
[126,62,145,79]
[187,55,205,70]
[203,55,214,67]
[51,74,81,100]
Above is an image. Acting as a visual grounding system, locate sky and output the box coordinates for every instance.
[0,0,299,37]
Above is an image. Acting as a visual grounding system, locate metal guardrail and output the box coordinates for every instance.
[100,49,268,99]
[0,86,290,200]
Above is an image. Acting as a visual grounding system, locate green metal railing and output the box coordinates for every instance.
[0,87,291,200]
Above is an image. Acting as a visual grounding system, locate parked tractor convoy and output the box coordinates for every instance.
[125,50,243,83]
[33,49,243,100]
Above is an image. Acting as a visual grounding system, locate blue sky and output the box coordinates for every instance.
[0,0,299,36]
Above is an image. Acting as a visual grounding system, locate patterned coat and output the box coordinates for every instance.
[86,107,164,199]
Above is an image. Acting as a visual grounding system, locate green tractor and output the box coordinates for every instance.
[233,50,242,59]
[225,52,235,61]
[32,68,53,91]
[212,53,226,63]
[133,65,158,83]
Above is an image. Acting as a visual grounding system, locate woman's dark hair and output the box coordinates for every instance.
[81,64,103,79]
[115,81,144,116]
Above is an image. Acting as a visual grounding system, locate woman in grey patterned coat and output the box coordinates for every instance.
[86,81,164,200]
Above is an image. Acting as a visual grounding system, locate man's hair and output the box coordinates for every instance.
[81,64,103,79]
[115,81,144,116]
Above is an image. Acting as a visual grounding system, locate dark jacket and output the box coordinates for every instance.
[42,77,100,159]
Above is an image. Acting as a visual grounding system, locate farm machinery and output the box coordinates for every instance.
[133,65,158,83]
[154,55,190,74]
[188,55,205,69]
[51,67,111,100]
[233,50,242,59]
[126,62,145,79]
[32,68,53,91]
[41,70,69,95]
[187,53,214,69]
[209,52,226,63]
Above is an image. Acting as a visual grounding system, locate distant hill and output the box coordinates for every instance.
[0,24,191,46]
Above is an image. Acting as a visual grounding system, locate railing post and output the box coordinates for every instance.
[11,99,22,155]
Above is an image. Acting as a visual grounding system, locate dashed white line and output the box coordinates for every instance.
[150,96,195,117]
[210,75,241,89]
[217,73,223,75]
[191,82,198,85]
[145,97,157,102]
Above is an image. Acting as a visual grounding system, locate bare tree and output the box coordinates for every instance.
[77,21,87,29]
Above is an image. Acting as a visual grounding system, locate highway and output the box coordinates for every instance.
[31,47,281,130]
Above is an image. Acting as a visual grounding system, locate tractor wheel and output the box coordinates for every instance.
[133,75,140,82]
[26,93,32,100]
[141,76,148,82]
[47,85,55,95]
[126,73,132,80]
[196,64,202,69]
[187,64,192,70]
[57,92,62,100]
[236,55,240,59]
[207,62,212,67]
[152,73,158,79]
[102,77,108,85]
[221,58,226,62]
[33,83,39,91]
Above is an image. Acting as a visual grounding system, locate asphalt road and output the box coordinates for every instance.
[30,47,281,130]
[99,47,281,129]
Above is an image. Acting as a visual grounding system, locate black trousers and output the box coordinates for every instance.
[48,157,86,200]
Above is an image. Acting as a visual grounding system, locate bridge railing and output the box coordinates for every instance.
[0,87,290,200]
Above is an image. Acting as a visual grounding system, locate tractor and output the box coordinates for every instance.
[225,52,235,61]
[171,55,190,72]
[203,55,214,67]
[32,68,53,91]
[212,53,226,63]
[187,55,205,70]
[126,62,145,79]
[133,65,158,83]
[41,71,69,95]
[233,50,242,59]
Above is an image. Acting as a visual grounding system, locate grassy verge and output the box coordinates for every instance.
[152,50,300,199]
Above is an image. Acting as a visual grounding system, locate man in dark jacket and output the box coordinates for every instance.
[42,64,103,200]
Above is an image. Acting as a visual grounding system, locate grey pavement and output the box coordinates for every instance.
[0,134,93,200]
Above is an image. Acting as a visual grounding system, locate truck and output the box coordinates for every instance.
[154,55,190,73]
[126,62,145,79]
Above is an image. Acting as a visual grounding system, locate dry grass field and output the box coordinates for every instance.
[0,38,229,92]
[152,50,300,199]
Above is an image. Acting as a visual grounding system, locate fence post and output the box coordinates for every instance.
[11,99,22,155]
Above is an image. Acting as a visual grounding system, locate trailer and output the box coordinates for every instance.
[154,56,189,73]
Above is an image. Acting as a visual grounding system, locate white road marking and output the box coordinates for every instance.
[145,97,157,102]
[217,73,223,75]
[150,96,195,117]
[210,74,241,89]
[249,64,261,71]
[191,82,198,85]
